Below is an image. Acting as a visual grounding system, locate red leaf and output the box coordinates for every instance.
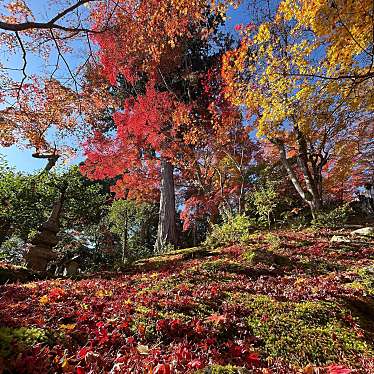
[187,359,204,369]
[246,352,261,366]
[206,313,226,325]
[153,364,171,374]
[327,365,352,374]
[77,347,90,359]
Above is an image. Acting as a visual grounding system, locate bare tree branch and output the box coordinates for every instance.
[49,29,80,92]
[0,0,104,34]
[14,31,27,100]
[286,71,374,82]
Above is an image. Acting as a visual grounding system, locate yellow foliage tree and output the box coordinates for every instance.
[222,0,373,216]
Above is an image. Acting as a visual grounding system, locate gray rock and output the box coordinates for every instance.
[350,227,374,237]
[330,235,351,243]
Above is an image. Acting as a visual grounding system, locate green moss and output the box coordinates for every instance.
[171,246,214,259]
[344,281,366,292]
[356,266,374,296]
[132,247,216,272]
[0,327,50,358]
[201,259,247,274]
[293,240,313,248]
[228,294,371,368]
[242,248,290,266]
[130,316,157,339]
[264,233,282,250]
[297,257,346,274]
[197,365,247,373]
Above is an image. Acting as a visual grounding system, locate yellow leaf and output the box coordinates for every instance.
[303,364,315,374]
[137,344,149,355]
[23,283,37,289]
[95,289,113,298]
[39,295,49,304]
[61,358,72,372]
[59,324,76,330]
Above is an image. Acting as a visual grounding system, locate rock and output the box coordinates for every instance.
[62,260,79,276]
[350,227,374,237]
[330,235,351,243]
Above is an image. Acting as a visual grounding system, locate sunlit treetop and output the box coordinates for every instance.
[221,0,373,213]
[90,0,240,84]
[278,0,373,77]
[222,0,373,139]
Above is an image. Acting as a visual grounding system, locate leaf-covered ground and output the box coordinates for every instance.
[0,229,373,373]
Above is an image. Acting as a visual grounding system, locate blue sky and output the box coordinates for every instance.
[0,0,251,173]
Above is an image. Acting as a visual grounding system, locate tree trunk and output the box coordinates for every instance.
[155,159,177,253]
[0,220,11,247]
[122,213,128,263]
[274,139,322,219]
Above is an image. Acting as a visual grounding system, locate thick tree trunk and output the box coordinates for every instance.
[155,159,177,253]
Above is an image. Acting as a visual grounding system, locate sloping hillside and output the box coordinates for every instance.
[0,229,373,373]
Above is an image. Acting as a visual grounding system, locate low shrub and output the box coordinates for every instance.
[0,236,25,264]
[311,204,352,228]
[204,215,255,248]
[0,327,50,358]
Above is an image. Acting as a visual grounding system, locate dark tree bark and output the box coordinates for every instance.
[0,220,12,247]
[0,0,96,33]
[122,211,129,263]
[155,159,177,253]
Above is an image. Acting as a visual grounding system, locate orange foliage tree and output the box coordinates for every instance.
[82,0,239,251]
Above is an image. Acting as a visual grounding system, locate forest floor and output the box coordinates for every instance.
[0,228,373,373]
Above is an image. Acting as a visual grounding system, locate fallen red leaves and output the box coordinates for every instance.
[0,229,372,373]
